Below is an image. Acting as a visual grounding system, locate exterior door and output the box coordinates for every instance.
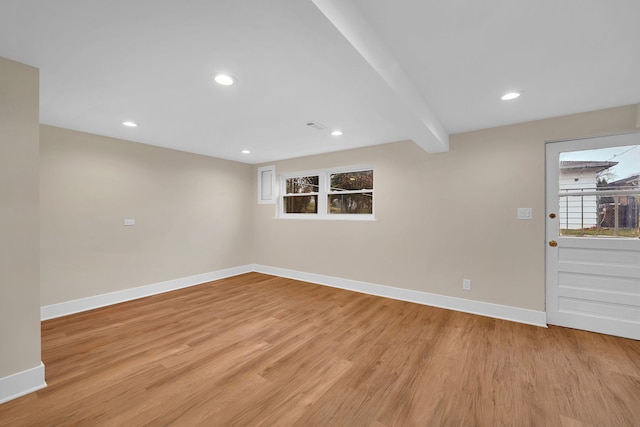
[546,132,640,340]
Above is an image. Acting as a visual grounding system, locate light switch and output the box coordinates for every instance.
[123,219,135,226]
[517,208,532,220]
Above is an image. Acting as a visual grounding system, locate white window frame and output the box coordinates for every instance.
[279,165,374,220]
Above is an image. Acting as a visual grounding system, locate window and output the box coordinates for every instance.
[558,145,640,237]
[283,175,319,214]
[280,166,374,219]
[328,169,373,214]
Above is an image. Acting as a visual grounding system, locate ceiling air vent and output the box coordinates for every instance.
[306,121,326,131]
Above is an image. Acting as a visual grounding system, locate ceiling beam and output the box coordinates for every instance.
[312,0,449,153]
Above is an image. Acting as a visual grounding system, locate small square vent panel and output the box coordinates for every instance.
[306,122,326,131]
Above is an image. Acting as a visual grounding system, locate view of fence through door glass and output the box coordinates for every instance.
[559,145,640,237]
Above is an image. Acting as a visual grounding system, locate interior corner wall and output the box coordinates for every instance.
[252,104,638,312]
[0,57,41,378]
[39,125,253,306]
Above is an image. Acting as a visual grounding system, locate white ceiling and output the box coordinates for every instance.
[1,0,639,164]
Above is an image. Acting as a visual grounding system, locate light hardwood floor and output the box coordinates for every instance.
[1,272,639,426]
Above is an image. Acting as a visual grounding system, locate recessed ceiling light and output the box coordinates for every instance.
[501,92,521,101]
[122,121,138,127]
[331,130,343,136]
[241,149,251,154]
[213,73,235,86]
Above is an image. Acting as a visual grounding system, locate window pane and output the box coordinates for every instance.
[284,195,318,213]
[328,193,373,214]
[330,170,373,191]
[286,176,319,194]
[558,145,640,237]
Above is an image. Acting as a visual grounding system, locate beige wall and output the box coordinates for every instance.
[253,105,638,311]
[0,57,41,377]
[40,125,253,306]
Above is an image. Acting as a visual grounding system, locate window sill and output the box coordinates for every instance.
[276,215,376,221]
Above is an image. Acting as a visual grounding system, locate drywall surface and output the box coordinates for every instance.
[253,105,638,311]
[0,57,41,377]
[40,125,253,305]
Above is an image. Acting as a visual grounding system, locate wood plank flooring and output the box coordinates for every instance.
[1,272,639,426]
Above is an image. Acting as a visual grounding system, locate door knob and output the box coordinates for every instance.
[549,240,558,247]
[549,213,556,219]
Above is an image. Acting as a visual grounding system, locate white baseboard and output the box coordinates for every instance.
[41,263,547,327]
[0,362,47,405]
[251,264,548,327]
[41,265,254,320]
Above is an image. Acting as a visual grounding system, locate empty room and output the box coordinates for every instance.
[1,1,639,425]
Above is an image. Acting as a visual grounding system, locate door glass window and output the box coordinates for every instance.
[558,145,640,237]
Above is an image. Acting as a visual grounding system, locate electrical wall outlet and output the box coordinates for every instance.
[463,279,471,291]
[123,219,135,226]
